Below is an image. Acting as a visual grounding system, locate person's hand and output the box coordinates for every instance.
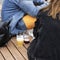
[36,0,50,11]
[33,0,50,6]
[33,0,44,5]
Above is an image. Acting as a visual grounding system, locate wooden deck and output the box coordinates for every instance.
[0,37,32,60]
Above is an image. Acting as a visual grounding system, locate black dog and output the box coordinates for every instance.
[27,11,60,60]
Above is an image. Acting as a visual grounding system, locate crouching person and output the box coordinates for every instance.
[1,0,49,35]
[0,0,49,47]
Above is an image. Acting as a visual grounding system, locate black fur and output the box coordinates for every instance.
[27,11,60,60]
[0,22,12,47]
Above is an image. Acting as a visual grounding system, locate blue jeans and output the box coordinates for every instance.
[2,0,49,35]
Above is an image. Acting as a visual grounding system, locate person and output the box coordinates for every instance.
[1,0,50,35]
[27,0,60,60]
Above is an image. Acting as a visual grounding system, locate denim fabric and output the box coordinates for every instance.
[33,0,44,5]
[33,0,47,4]
[1,0,50,35]
[16,19,27,30]
[9,11,26,35]
[1,0,50,21]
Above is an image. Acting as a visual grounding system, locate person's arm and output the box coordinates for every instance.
[18,1,50,17]
[9,0,50,17]
[18,1,40,17]
[33,0,44,5]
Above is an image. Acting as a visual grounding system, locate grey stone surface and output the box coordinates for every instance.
[0,0,3,3]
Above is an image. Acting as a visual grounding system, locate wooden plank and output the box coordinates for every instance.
[0,46,14,60]
[7,41,25,60]
[11,37,28,60]
[23,43,30,49]
[0,51,4,60]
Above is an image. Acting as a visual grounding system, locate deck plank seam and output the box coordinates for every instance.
[11,41,26,60]
[0,50,6,60]
[6,46,16,60]
[23,44,28,49]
